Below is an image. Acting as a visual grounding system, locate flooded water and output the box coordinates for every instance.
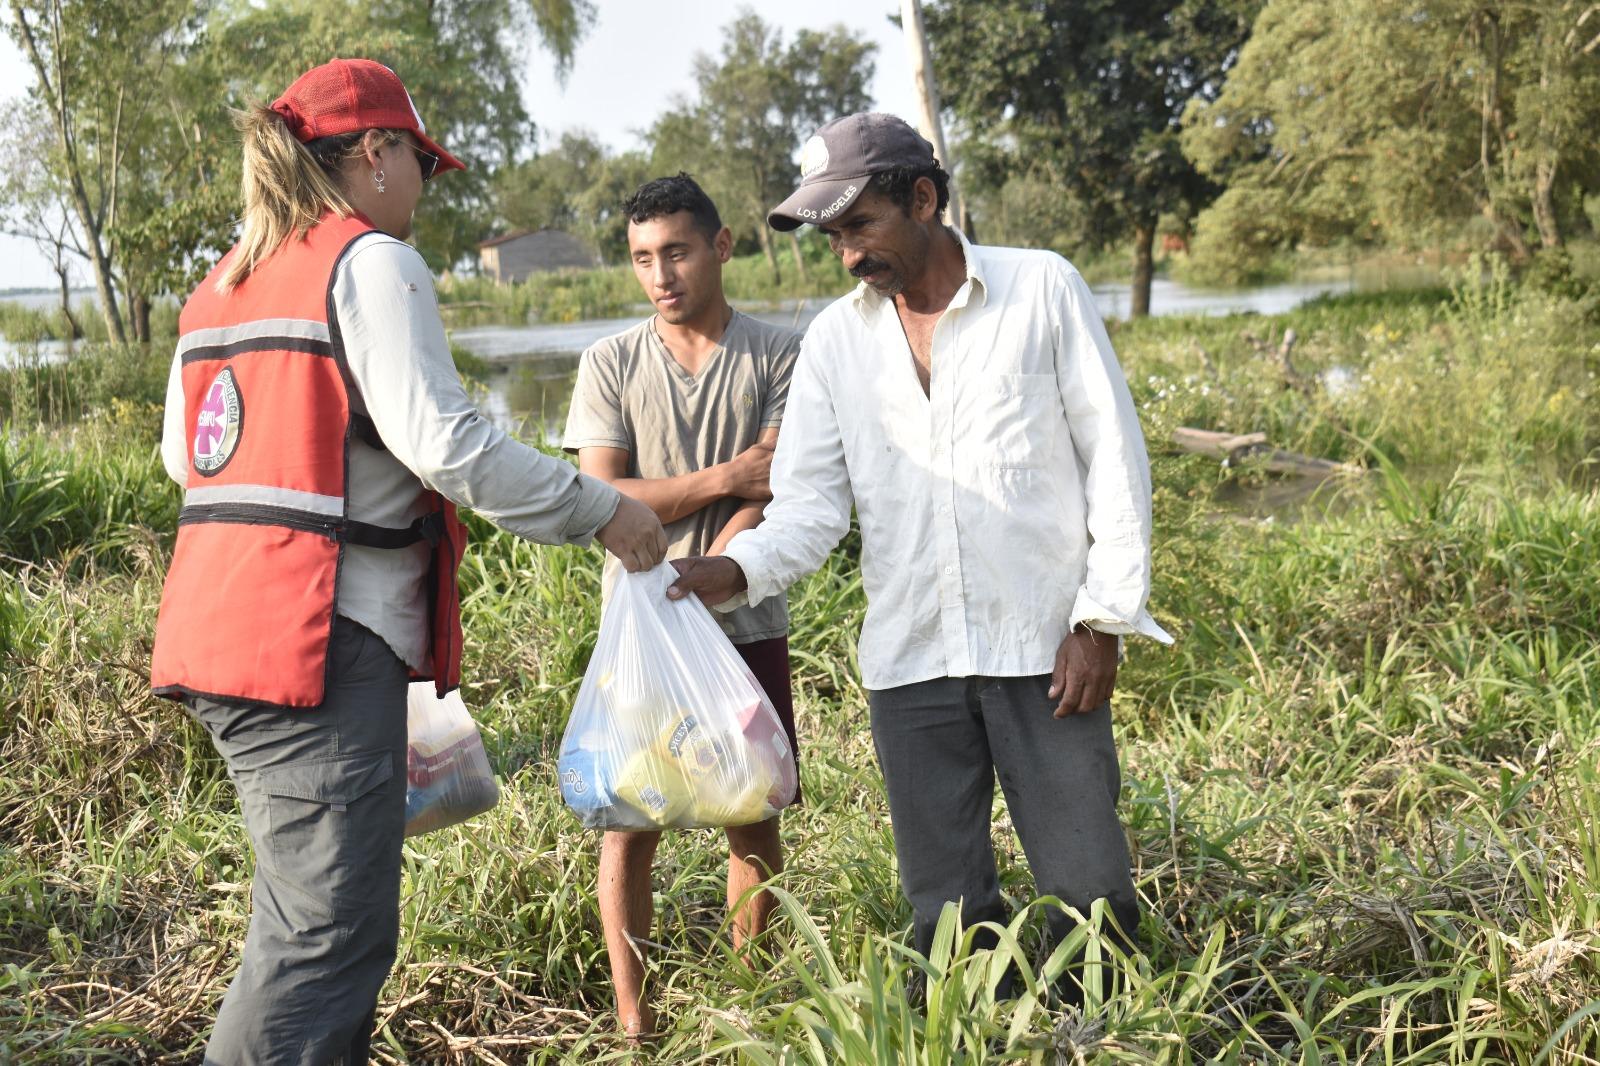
[0,289,94,311]
[1210,469,1368,521]
[459,278,1359,443]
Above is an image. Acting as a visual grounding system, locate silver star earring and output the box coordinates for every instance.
[373,170,386,194]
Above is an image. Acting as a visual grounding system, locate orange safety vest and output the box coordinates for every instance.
[151,212,466,709]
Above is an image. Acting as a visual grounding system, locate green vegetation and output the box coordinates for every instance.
[1178,0,1598,285]
[2,274,1597,1060]
[0,298,178,346]
[645,14,876,279]
[438,248,855,327]
[1,0,597,344]
[494,133,652,267]
[3,0,1596,1058]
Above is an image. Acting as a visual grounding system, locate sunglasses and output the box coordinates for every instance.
[411,143,440,183]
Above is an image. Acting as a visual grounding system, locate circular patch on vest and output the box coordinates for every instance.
[193,366,243,476]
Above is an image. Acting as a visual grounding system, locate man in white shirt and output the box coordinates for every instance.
[668,112,1172,997]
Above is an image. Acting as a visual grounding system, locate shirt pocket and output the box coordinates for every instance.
[971,373,1060,468]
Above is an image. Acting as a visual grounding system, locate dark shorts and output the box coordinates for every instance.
[733,635,801,805]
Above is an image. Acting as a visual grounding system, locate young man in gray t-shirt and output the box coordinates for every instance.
[562,174,801,1041]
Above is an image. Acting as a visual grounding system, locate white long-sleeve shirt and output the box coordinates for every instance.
[722,229,1172,690]
[163,231,620,670]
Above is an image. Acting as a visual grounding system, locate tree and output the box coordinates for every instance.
[649,12,876,282]
[201,0,600,271]
[924,0,1261,316]
[8,0,203,342]
[494,132,649,264]
[1180,0,1600,281]
[0,101,84,338]
[1505,1,1600,251]
[899,0,967,232]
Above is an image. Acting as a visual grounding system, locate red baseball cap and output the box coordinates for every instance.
[270,58,465,175]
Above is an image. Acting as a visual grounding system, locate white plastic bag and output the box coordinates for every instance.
[404,683,500,837]
[558,562,798,831]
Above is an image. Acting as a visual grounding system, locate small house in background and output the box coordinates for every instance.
[477,230,600,283]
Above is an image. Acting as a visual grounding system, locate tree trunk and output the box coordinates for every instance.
[1473,11,1531,263]
[900,0,967,235]
[755,222,781,284]
[1531,159,1561,249]
[788,232,808,280]
[54,260,82,342]
[82,219,125,343]
[1130,220,1155,318]
[131,291,152,344]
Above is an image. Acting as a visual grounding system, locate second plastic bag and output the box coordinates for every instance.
[558,562,798,831]
[404,683,500,837]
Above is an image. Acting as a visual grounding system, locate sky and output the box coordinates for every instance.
[0,1,918,290]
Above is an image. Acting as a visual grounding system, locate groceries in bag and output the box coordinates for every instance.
[558,564,797,830]
[404,682,500,837]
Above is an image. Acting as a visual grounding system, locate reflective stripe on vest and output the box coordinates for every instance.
[177,318,333,363]
[183,483,345,518]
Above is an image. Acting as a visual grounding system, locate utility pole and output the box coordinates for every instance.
[900,0,969,235]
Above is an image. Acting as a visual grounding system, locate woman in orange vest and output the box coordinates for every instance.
[152,59,666,1061]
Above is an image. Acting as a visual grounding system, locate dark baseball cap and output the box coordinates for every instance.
[767,112,936,232]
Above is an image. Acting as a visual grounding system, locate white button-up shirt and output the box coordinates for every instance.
[722,230,1172,691]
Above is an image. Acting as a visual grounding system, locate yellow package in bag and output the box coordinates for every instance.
[691,765,775,826]
[612,749,693,827]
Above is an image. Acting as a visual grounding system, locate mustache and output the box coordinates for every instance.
[850,258,891,279]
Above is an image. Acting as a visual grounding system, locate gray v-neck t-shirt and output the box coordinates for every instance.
[564,311,801,643]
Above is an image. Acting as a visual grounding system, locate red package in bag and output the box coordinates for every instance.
[738,699,797,808]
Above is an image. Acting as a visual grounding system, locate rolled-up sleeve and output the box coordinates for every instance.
[722,335,853,609]
[334,238,619,545]
[1052,266,1173,644]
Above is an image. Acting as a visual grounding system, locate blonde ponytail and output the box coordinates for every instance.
[218,106,402,293]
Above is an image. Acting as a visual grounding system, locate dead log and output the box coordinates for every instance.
[1171,426,1362,478]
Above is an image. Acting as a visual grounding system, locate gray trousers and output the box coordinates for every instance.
[186,618,409,1066]
[868,675,1139,964]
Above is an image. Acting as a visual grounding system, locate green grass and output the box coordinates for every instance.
[1,276,1598,1061]
[1,342,170,427]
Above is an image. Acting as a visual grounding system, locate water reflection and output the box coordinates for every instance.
[476,356,582,445]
